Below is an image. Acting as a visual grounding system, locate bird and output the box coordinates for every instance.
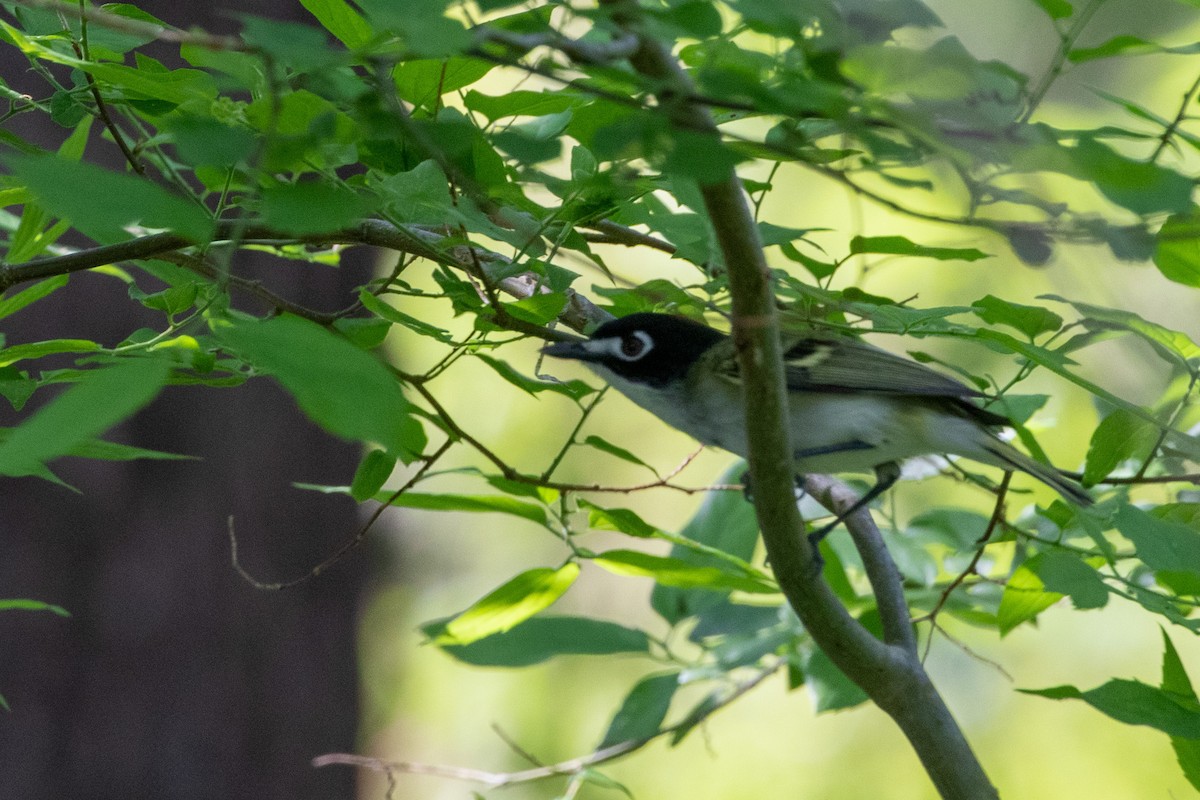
[541,312,1091,542]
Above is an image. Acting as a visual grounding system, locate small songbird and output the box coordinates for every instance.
[542,312,1090,540]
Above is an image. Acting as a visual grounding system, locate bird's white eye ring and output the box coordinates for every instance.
[615,330,653,361]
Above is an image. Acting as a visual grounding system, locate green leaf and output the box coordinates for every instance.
[1161,629,1198,702]
[214,315,426,459]
[0,22,217,105]
[392,58,494,109]
[0,369,38,411]
[1043,294,1200,363]
[661,128,741,183]
[971,294,1063,338]
[498,292,568,325]
[1068,35,1200,63]
[998,559,1063,635]
[581,434,659,473]
[165,116,257,168]
[598,672,679,749]
[0,339,100,367]
[0,359,168,478]
[375,160,457,225]
[29,434,191,463]
[260,182,376,235]
[6,153,214,243]
[350,449,396,502]
[355,0,470,56]
[1155,211,1200,288]
[128,282,199,316]
[439,563,580,645]
[1173,737,1200,793]
[651,464,760,622]
[1116,505,1200,575]
[464,89,579,121]
[1072,138,1194,215]
[422,615,650,666]
[1029,551,1108,610]
[238,15,343,71]
[0,598,70,616]
[583,502,660,538]
[298,0,374,49]
[1026,0,1073,19]
[359,292,455,343]
[842,44,975,100]
[592,550,777,594]
[376,491,547,524]
[1083,408,1159,484]
[851,235,989,262]
[1022,679,1200,738]
[971,329,1200,461]
[475,353,595,400]
[801,646,869,712]
[80,4,168,52]
[0,275,68,321]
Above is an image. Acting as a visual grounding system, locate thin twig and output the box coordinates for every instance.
[229,440,453,590]
[404,376,732,495]
[1150,69,1200,162]
[915,472,1012,660]
[1019,0,1108,124]
[313,660,782,788]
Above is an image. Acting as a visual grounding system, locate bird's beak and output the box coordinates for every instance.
[540,340,593,362]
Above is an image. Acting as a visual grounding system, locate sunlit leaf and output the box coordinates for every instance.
[376,491,547,524]
[998,559,1062,635]
[438,563,580,645]
[592,549,777,594]
[1155,211,1200,288]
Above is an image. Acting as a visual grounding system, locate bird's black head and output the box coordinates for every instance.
[542,312,726,387]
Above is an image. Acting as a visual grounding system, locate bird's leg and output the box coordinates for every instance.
[805,461,901,549]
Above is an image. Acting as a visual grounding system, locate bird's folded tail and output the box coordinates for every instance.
[978,440,1092,507]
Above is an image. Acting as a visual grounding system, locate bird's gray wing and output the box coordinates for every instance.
[712,335,982,398]
[780,336,982,397]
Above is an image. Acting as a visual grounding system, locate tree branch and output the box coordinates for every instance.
[802,474,916,654]
[0,219,608,336]
[598,3,998,797]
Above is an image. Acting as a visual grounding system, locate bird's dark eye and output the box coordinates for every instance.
[621,335,646,358]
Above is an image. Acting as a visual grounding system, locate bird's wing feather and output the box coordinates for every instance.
[714,336,983,398]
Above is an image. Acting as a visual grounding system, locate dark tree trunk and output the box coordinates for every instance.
[0,3,371,797]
